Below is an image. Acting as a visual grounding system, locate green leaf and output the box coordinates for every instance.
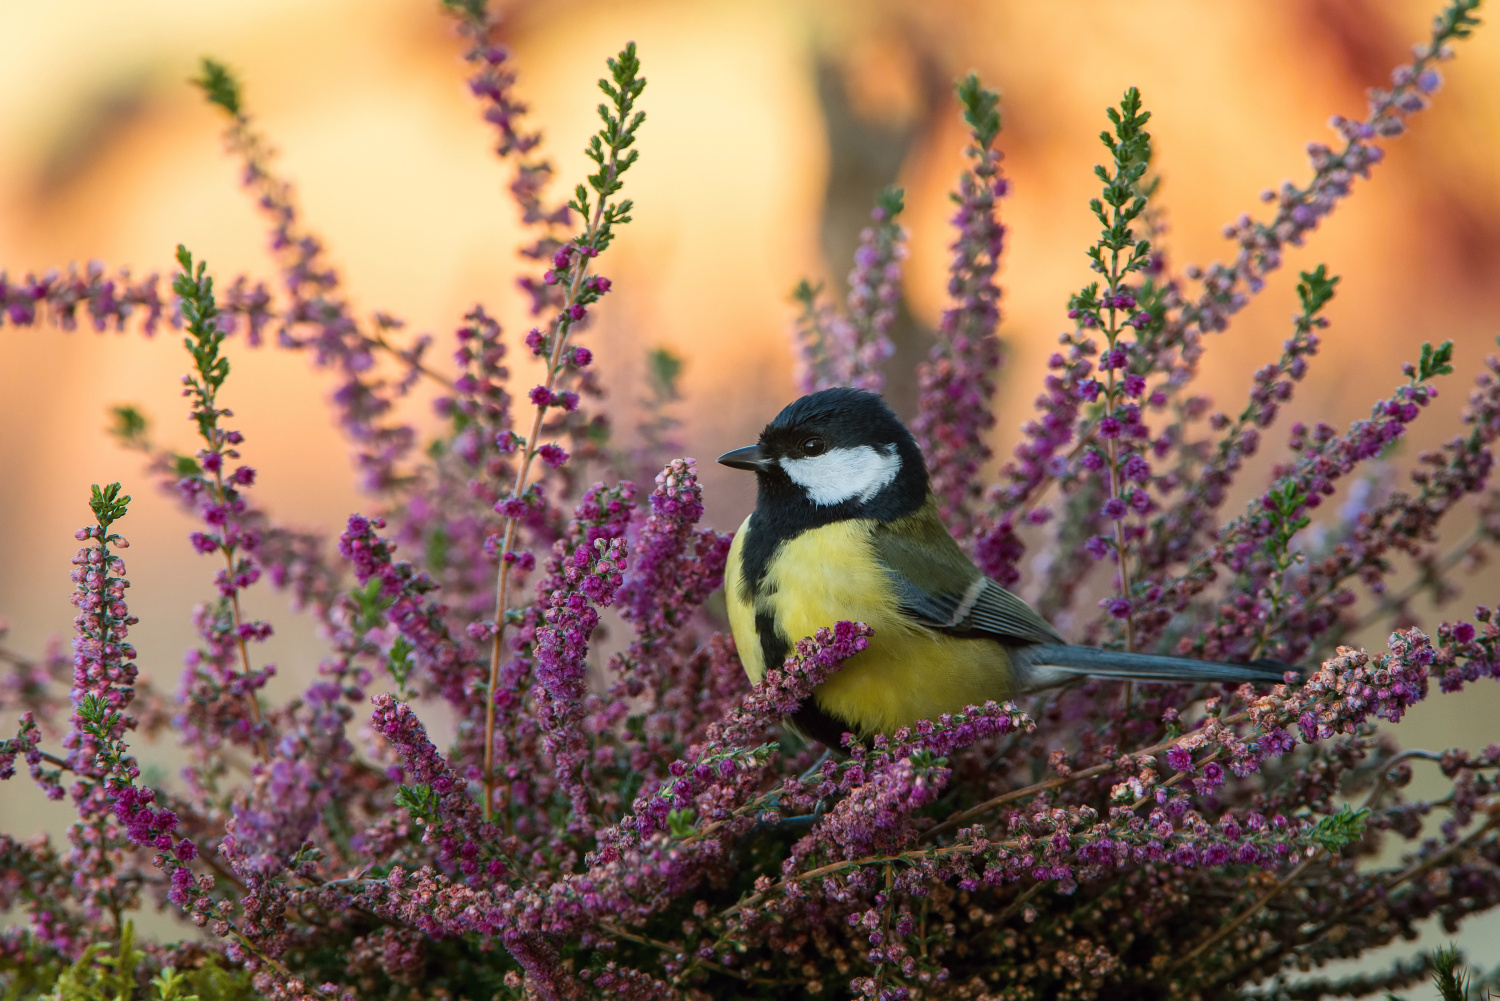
[1295,264,1340,316]
[1430,944,1469,1001]
[1418,340,1455,381]
[645,347,683,401]
[395,783,440,822]
[88,482,131,532]
[667,807,697,838]
[875,184,905,219]
[1308,803,1370,853]
[439,0,488,21]
[386,635,417,699]
[193,58,241,117]
[955,73,1001,150]
[150,965,200,1001]
[107,405,150,450]
[1437,0,1483,40]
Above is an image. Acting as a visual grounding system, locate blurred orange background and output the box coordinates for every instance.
[3,0,1500,972]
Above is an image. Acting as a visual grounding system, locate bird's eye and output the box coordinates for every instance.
[801,436,826,456]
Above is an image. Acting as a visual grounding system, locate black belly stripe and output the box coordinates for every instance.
[756,609,862,750]
[755,611,788,675]
[790,698,860,751]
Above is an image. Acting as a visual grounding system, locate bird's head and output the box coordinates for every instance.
[718,388,928,520]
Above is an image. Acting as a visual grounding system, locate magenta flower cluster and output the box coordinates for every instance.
[3,2,1499,1000]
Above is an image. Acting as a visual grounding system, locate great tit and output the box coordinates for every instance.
[718,387,1288,748]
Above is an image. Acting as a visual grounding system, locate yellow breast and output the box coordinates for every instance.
[726,514,1016,738]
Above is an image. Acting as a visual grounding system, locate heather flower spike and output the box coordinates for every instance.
[914,73,1007,541]
[174,246,273,763]
[3,1,1500,997]
[794,186,907,394]
[480,40,647,824]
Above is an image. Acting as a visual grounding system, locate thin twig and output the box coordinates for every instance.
[599,922,776,986]
[1171,748,1448,972]
[923,709,1255,841]
[1170,854,1319,972]
[370,333,458,392]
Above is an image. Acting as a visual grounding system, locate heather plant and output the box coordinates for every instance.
[3,0,1500,998]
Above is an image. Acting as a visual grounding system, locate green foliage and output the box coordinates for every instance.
[955,73,1001,150]
[9,923,258,1001]
[1295,264,1340,317]
[193,59,241,118]
[88,483,131,535]
[1432,945,1470,1001]
[1261,481,1310,560]
[76,693,130,774]
[173,246,230,443]
[1437,0,1483,40]
[395,783,441,823]
[1308,803,1371,853]
[666,807,697,838]
[107,406,150,451]
[570,42,647,250]
[1385,944,1496,1001]
[385,635,418,700]
[875,184,906,218]
[1090,86,1152,265]
[645,347,683,402]
[349,577,394,634]
[438,0,487,22]
[1418,340,1456,382]
[1066,87,1155,331]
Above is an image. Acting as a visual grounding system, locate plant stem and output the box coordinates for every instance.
[1170,852,1319,972]
[481,164,617,823]
[214,462,269,764]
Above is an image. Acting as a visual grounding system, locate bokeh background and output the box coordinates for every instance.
[3,0,1500,979]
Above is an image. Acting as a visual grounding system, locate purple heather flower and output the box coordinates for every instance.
[1122,453,1151,483]
[537,443,569,468]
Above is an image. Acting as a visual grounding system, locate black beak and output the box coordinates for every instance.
[717,444,771,472]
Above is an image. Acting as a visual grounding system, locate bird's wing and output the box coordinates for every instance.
[871,502,1064,646]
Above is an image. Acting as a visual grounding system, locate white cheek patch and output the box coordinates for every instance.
[779,445,901,506]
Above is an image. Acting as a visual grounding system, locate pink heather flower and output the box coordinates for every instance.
[495,495,529,518]
[3,19,1495,998]
[1122,453,1151,482]
[537,443,569,468]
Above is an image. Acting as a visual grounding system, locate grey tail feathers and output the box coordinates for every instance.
[1011,644,1294,693]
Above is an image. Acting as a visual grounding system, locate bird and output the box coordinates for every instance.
[718,387,1290,749]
